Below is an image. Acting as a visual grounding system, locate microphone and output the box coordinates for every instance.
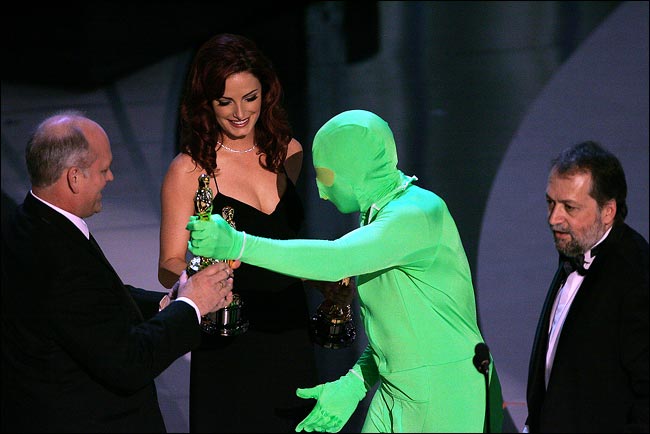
[473,342,492,433]
[473,342,490,374]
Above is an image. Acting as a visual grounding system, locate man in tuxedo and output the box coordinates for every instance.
[1,110,236,433]
[525,141,648,432]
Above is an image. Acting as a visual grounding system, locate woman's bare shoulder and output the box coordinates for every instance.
[287,137,303,157]
[170,152,199,169]
[163,154,208,192]
[165,153,204,177]
[284,138,303,184]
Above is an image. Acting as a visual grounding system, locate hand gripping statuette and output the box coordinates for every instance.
[309,277,356,349]
[187,174,249,336]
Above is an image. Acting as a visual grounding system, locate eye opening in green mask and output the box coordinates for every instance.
[315,167,334,187]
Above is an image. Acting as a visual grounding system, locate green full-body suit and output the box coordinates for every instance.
[188,110,503,433]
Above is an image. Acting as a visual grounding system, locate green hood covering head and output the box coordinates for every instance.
[312,110,403,214]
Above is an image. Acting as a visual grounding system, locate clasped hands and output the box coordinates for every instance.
[159,263,236,316]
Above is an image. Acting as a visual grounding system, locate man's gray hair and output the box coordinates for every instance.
[26,110,95,188]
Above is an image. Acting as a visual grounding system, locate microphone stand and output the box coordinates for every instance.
[473,343,491,433]
[481,362,490,433]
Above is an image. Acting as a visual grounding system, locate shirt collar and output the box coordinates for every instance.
[583,226,612,268]
[30,190,90,240]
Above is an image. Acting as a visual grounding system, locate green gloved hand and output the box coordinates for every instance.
[295,369,367,432]
[186,214,244,260]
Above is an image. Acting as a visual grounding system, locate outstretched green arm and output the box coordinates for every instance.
[187,187,442,283]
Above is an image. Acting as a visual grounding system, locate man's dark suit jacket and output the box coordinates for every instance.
[526,222,649,433]
[1,192,202,433]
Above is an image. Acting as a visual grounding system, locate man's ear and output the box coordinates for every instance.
[67,167,81,194]
[601,198,616,226]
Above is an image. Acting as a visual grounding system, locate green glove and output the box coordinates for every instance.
[186,214,244,260]
[295,368,367,432]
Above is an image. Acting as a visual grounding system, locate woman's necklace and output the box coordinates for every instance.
[217,141,256,154]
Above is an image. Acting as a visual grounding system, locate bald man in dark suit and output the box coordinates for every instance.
[1,110,235,433]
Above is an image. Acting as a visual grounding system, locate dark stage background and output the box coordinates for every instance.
[2,1,648,432]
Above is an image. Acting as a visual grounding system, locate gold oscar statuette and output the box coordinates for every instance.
[309,277,356,349]
[187,173,249,336]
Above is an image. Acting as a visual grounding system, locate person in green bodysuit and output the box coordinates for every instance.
[186,109,504,433]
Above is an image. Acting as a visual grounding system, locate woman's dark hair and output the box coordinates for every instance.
[179,33,292,175]
[551,140,628,223]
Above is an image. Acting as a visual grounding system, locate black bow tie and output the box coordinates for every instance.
[559,243,603,277]
[561,254,587,276]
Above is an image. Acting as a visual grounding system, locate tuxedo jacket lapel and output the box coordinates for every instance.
[88,233,121,277]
